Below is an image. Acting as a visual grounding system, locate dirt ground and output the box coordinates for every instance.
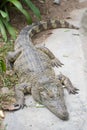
[10,0,87,44]
[10,0,87,31]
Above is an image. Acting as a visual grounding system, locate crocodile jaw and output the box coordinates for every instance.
[41,97,69,120]
[39,84,69,120]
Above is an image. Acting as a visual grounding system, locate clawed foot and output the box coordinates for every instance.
[64,78,79,94]
[51,58,64,67]
[66,86,79,94]
[2,103,26,111]
[58,73,79,94]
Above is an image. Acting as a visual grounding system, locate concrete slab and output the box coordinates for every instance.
[79,0,87,2]
[66,8,87,27]
[3,7,87,130]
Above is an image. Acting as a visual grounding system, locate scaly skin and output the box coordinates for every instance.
[6,20,79,120]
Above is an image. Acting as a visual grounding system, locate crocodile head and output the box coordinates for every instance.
[39,83,69,120]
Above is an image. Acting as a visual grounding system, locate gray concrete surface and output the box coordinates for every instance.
[66,8,87,27]
[79,0,87,2]
[3,4,87,130]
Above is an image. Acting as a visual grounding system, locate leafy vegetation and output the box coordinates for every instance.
[0,58,6,86]
[0,0,42,41]
[0,1,44,128]
[0,40,18,88]
[0,41,18,113]
[0,59,6,73]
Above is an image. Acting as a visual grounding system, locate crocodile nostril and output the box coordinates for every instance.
[62,112,69,120]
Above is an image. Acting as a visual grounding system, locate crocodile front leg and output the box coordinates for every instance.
[6,50,21,69]
[57,73,79,94]
[37,46,63,67]
[5,83,31,111]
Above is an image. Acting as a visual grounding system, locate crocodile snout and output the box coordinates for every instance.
[60,111,69,120]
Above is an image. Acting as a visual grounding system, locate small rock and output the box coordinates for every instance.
[35,103,44,108]
[1,87,9,94]
[6,70,14,76]
[53,0,60,5]
[39,0,45,4]
[79,0,86,2]
[0,110,5,118]
[63,54,69,57]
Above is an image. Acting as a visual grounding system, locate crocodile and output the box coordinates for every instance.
[6,19,79,120]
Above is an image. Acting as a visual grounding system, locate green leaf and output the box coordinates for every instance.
[7,0,32,24]
[0,18,7,41]
[4,6,10,22]
[24,0,41,20]
[2,18,16,40]
[0,60,6,72]
[0,10,7,18]
[0,1,8,8]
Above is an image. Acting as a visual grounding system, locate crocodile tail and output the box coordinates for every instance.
[29,19,79,37]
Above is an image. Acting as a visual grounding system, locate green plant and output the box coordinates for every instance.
[0,0,42,41]
[0,59,6,86]
[0,59,6,73]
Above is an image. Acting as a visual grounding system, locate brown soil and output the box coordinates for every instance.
[10,0,87,31]
[10,0,87,44]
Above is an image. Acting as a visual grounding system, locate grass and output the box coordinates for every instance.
[0,38,18,129]
[0,39,14,56]
[0,38,18,87]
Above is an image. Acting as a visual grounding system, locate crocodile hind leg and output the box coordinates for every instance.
[37,46,63,67]
[6,50,21,69]
[57,73,79,94]
[5,83,31,111]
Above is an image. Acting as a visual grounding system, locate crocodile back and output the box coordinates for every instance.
[14,46,51,76]
[14,19,79,77]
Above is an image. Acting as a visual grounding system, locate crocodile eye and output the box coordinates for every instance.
[40,91,48,100]
[47,91,54,98]
[38,87,44,92]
